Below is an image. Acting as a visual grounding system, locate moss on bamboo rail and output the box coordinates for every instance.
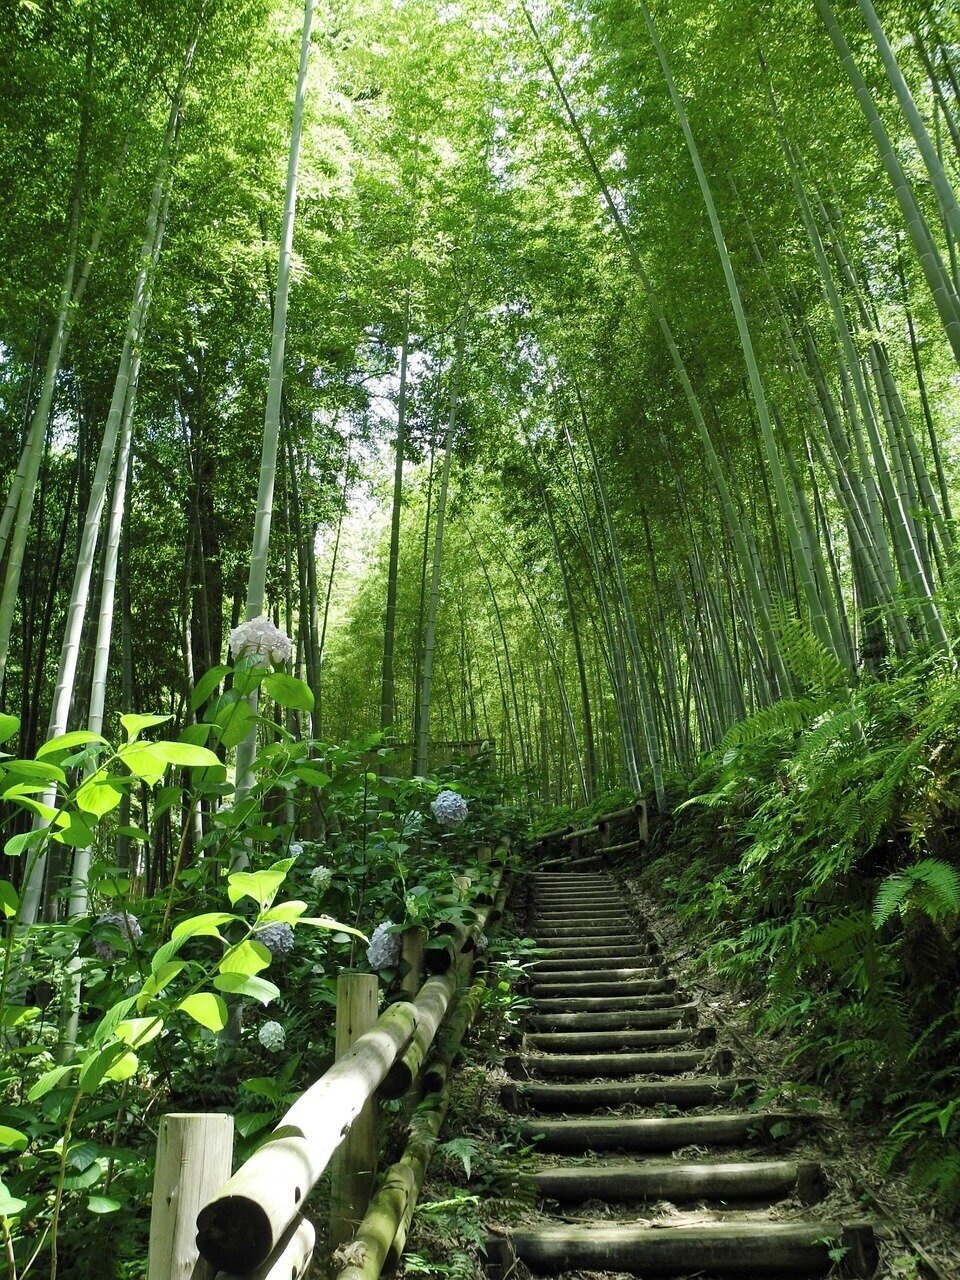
[196,999,420,1274]
[380,973,457,1099]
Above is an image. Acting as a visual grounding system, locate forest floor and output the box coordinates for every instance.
[402,870,960,1280]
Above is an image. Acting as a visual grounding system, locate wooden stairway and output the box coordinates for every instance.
[486,869,879,1278]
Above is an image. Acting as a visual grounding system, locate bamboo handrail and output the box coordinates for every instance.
[191,850,510,1278]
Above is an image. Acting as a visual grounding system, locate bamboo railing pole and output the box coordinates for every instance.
[196,1000,419,1274]
[330,973,381,1248]
[380,973,458,1099]
[214,1216,315,1280]
[148,1113,234,1280]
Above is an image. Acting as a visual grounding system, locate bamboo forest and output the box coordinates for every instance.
[6,0,960,1276]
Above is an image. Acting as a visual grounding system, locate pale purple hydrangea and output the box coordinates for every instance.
[288,842,304,858]
[92,911,143,960]
[258,1020,286,1052]
[229,616,292,666]
[309,865,333,892]
[256,922,295,958]
[431,790,468,828]
[367,922,401,971]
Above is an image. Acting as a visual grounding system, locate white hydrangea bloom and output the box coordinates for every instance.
[367,921,401,971]
[288,842,303,858]
[229,616,292,666]
[258,1020,286,1052]
[256,922,295,958]
[92,911,143,961]
[309,864,333,892]
[475,932,489,955]
[431,790,468,828]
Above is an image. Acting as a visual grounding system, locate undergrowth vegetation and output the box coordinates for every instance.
[0,662,524,1279]
[637,624,960,1211]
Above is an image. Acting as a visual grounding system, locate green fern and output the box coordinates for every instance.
[723,697,822,747]
[775,611,848,696]
[873,859,960,929]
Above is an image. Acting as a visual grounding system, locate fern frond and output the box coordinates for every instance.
[776,614,848,695]
[723,697,823,747]
[874,858,960,929]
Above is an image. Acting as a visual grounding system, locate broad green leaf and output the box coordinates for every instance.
[293,765,331,788]
[1,1005,40,1029]
[0,1176,27,1216]
[219,939,271,976]
[170,912,236,943]
[91,997,138,1047]
[263,671,314,712]
[88,1196,122,1214]
[0,1126,28,1152]
[0,879,18,917]
[76,774,124,818]
[136,961,187,1009]
[36,730,108,758]
[179,722,213,747]
[116,1017,163,1048]
[213,972,280,1004]
[299,915,367,939]
[116,825,149,841]
[0,713,20,745]
[51,810,97,849]
[258,900,307,925]
[4,786,58,821]
[120,713,172,741]
[149,741,222,769]
[79,1044,131,1093]
[118,742,168,785]
[104,1051,139,1082]
[189,665,230,711]
[227,869,286,908]
[4,829,44,857]
[1,759,65,785]
[178,992,228,1032]
[28,1064,76,1101]
[214,698,255,749]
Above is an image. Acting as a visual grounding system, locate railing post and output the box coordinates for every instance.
[148,1113,234,1280]
[329,971,380,1247]
[400,926,426,998]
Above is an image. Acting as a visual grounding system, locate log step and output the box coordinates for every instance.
[535,944,656,960]
[502,1076,753,1112]
[510,1047,733,1078]
[485,1221,878,1277]
[519,1112,812,1153]
[528,1158,826,1205]
[532,982,678,1008]
[525,1003,694,1031]
[533,927,639,941]
[523,1025,717,1052]
[532,951,659,973]
[529,977,668,998]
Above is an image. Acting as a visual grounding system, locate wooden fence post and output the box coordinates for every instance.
[329,971,380,1248]
[148,1113,234,1280]
[400,926,426,998]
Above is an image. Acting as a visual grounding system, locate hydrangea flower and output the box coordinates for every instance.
[402,811,423,837]
[309,864,333,892]
[256,922,295,958]
[92,911,143,961]
[288,842,303,858]
[228,616,292,666]
[431,790,468,828]
[475,932,489,955]
[258,1021,286,1052]
[367,921,401,971]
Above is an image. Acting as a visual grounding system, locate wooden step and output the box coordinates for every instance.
[525,1003,694,1032]
[529,977,667,998]
[527,1158,826,1205]
[532,951,659,974]
[485,1221,878,1277]
[502,1076,752,1112]
[533,926,638,940]
[524,1025,716,1052]
[518,1111,812,1153]
[532,982,678,1009]
[535,944,655,960]
[509,1047,733,1078]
